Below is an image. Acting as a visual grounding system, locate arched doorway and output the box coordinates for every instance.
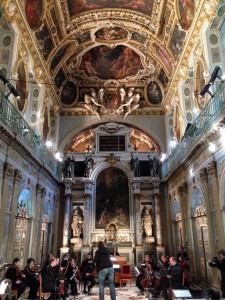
[13,188,34,266]
[190,186,208,282]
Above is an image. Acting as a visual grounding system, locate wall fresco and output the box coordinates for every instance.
[25,0,43,30]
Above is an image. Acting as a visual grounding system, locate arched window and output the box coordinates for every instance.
[190,187,205,217]
[17,188,33,218]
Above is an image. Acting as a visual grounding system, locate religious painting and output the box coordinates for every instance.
[158,68,168,88]
[152,42,173,74]
[95,167,129,229]
[16,62,27,113]
[61,81,77,105]
[169,25,186,59]
[35,23,54,60]
[79,45,143,79]
[95,26,128,41]
[132,32,147,44]
[25,0,44,30]
[194,59,206,111]
[147,81,162,104]
[54,68,66,88]
[76,32,91,43]
[50,44,71,74]
[177,0,195,30]
[67,0,154,17]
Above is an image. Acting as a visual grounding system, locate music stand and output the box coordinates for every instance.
[173,289,192,299]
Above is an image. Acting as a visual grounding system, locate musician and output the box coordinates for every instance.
[65,258,79,296]
[177,245,189,262]
[41,257,58,300]
[80,252,96,294]
[61,253,69,268]
[209,249,225,298]
[136,254,156,296]
[177,245,190,287]
[54,257,68,299]
[160,257,182,300]
[23,258,39,300]
[5,258,27,298]
[160,255,170,270]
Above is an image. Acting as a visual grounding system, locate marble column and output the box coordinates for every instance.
[132,179,141,245]
[83,179,93,247]
[154,189,162,247]
[207,160,224,250]
[199,167,215,258]
[62,182,72,247]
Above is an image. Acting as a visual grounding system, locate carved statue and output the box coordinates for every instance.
[130,154,140,177]
[83,83,141,119]
[71,207,83,238]
[142,206,153,237]
[84,153,94,177]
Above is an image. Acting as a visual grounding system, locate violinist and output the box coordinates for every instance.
[80,252,96,295]
[65,258,80,296]
[23,258,39,300]
[136,254,156,296]
[41,257,58,300]
[5,258,27,298]
[177,245,190,287]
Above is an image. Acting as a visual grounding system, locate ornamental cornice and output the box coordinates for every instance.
[163,0,220,111]
[200,167,208,182]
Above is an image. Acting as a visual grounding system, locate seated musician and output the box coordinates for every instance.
[80,252,96,295]
[23,258,39,300]
[160,257,182,300]
[53,257,68,299]
[5,258,27,298]
[41,257,58,300]
[177,245,190,287]
[65,258,80,296]
[136,254,156,296]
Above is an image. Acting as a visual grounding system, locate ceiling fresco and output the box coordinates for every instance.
[3,0,214,119]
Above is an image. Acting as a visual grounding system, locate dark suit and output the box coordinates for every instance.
[41,265,57,300]
[5,266,27,298]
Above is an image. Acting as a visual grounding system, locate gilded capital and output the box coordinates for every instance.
[207,160,217,177]
[200,168,208,182]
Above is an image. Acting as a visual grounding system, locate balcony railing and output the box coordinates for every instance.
[0,88,61,180]
[162,81,225,178]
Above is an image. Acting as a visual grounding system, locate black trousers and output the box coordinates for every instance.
[82,274,96,291]
[136,274,145,292]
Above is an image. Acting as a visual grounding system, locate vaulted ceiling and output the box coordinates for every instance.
[2,0,213,119]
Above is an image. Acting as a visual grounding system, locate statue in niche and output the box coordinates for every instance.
[142,206,153,237]
[71,207,83,238]
[84,153,94,177]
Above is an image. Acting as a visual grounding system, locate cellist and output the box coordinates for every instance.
[136,254,156,296]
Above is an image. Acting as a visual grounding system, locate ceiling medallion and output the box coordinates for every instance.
[84,80,141,119]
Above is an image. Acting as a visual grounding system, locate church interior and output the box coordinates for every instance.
[1,0,225,297]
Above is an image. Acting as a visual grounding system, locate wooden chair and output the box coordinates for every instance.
[119,265,132,289]
[39,274,51,300]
